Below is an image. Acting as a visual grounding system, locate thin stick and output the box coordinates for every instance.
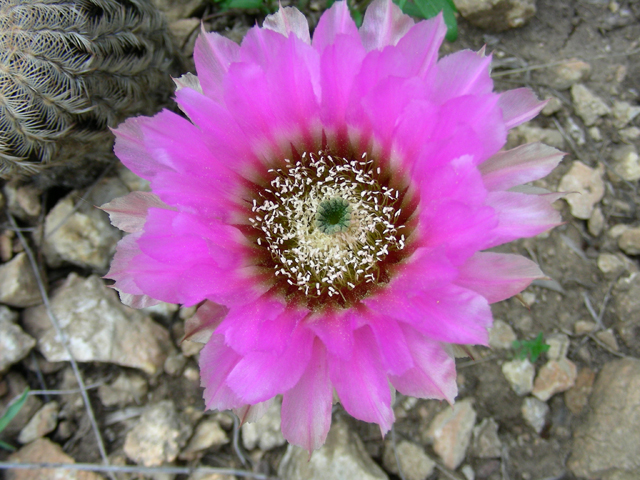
[390,426,407,480]
[0,462,276,479]
[8,213,116,480]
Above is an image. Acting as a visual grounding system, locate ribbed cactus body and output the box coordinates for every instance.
[0,0,177,178]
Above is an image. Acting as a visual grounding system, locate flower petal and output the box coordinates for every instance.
[432,50,493,104]
[329,327,394,434]
[305,309,356,360]
[389,325,457,403]
[100,192,173,234]
[360,0,414,51]
[498,88,546,129]
[281,338,333,453]
[263,6,311,44]
[235,398,274,425]
[183,300,229,344]
[366,312,413,375]
[479,142,566,191]
[118,292,160,309]
[193,28,239,102]
[200,334,243,411]
[312,0,359,52]
[456,252,543,303]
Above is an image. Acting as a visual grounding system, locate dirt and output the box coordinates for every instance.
[1,1,639,480]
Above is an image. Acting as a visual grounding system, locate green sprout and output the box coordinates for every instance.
[395,0,458,41]
[0,388,30,451]
[512,333,550,363]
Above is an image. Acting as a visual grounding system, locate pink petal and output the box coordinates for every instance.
[226,324,314,404]
[498,88,546,130]
[386,247,458,293]
[235,398,274,424]
[281,338,333,452]
[105,232,145,295]
[366,312,413,375]
[389,325,457,403]
[432,51,493,104]
[456,252,543,304]
[305,309,356,360]
[183,300,229,344]
[366,285,492,346]
[360,0,414,51]
[312,0,359,52]
[485,191,563,247]
[193,28,239,102]
[200,334,243,411]
[263,6,311,44]
[479,142,566,191]
[173,72,202,93]
[100,192,173,233]
[392,14,447,77]
[329,327,394,434]
[118,292,160,309]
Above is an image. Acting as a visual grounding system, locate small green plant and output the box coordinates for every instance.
[0,388,30,451]
[395,0,458,41]
[213,0,277,14]
[512,333,550,362]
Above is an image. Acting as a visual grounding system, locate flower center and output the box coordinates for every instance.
[248,149,414,310]
[316,197,351,234]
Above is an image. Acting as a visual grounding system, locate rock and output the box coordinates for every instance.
[619,228,640,255]
[6,437,103,480]
[574,320,597,335]
[0,306,36,373]
[595,329,619,351]
[545,333,570,361]
[588,126,603,142]
[23,274,172,374]
[124,401,192,467]
[564,367,595,415]
[571,84,611,126]
[608,224,631,239]
[151,0,202,22]
[471,418,502,458]
[427,398,477,470]
[588,207,605,236]
[382,440,435,480]
[3,183,42,220]
[98,372,148,407]
[18,401,59,444]
[612,145,640,181]
[507,125,564,150]
[558,161,605,220]
[278,420,388,480]
[461,465,475,480]
[164,351,187,376]
[521,397,549,434]
[502,359,535,396]
[612,101,640,129]
[0,252,42,307]
[620,126,640,142]
[180,418,229,460]
[453,0,536,32]
[613,274,640,349]
[566,116,586,146]
[541,96,562,116]
[489,320,517,349]
[532,358,577,401]
[42,192,121,270]
[568,359,640,478]
[188,473,236,480]
[549,59,591,90]
[602,469,640,480]
[0,373,43,437]
[241,398,286,451]
[597,253,631,275]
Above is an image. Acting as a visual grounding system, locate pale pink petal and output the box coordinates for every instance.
[432,50,493,104]
[193,27,239,102]
[118,292,160,309]
[388,247,458,292]
[281,338,333,452]
[456,252,543,304]
[366,313,413,375]
[389,325,457,403]
[329,327,394,434]
[100,192,173,233]
[263,6,311,44]
[226,325,314,404]
[183,300,229,344]
[105,232,145,295]
[393,14,446,77]
[200,334,243,411]
[234,398,274,425]
[498,88,546,130]
[312,0,359,52]
[173,72,202,93]
[360,0,414,51]
[485,191,563,247]
[305,309,356,360]
[480,142,565,191]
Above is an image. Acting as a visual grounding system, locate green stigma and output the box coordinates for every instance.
[316,197,351,235]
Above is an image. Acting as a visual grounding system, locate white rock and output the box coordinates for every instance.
[558,161,605,220]
[180,418,229,460]
[619,228,640,256]
[453,0,536,31]
[0,306,36,373]
[278,420,388,480]
[571,84,611,126]
[546,333,570,360]
[549,59,591,90]
[521,397,549,434]
[502,359,535,396]
[588,207,605,237]
[489,320,517,349]
[124,401,192,467]
[18,401,59,444]
[241,398,286,451]
[612,145,640,181]
[0,252,42,307]
[612,101,640,129]
[472,418,502,458]
[427,398,477,470]
[3,183,41,220]
[383,440,435,480]
[98,372,148,407]
[22,274,172,374]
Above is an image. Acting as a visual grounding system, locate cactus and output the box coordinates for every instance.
[0,0,178,180]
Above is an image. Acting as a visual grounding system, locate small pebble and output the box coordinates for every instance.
[521,397,549,434]
[502,359,535,396]
[571,84,611,126]
[618,228,640,255]
[558,161,605,220]
[595,329,619,351]
[532,358,578,401]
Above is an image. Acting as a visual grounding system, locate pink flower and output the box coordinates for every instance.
[103,0,563,452]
